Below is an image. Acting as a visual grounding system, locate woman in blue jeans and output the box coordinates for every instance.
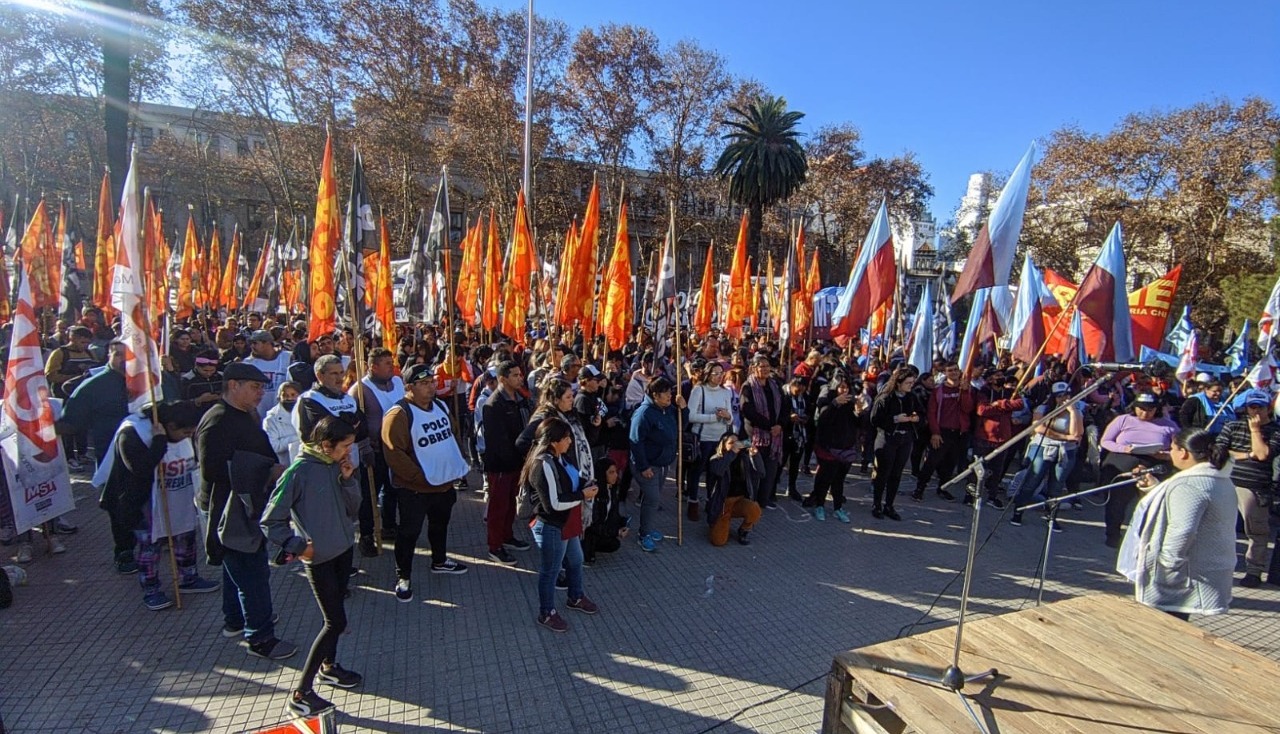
[1010,382,1083,530]
[523,417,600,632]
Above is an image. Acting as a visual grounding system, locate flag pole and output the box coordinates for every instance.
[142,186,183,609]
[1013,285,1085,393]
[670,201,683,547]
[345,194,381,554]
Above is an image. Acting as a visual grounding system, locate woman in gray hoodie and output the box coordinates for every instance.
[261,416,362,717]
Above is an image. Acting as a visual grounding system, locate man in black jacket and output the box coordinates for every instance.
[195,363,296,661]
[481,360,533,565]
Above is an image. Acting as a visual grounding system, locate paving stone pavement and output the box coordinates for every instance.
[2,467,1278,734]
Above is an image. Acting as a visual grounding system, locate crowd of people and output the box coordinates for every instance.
[2,306,1278,714]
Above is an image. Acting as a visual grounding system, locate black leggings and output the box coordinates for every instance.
[808,458,852,510]
[395,489,457,579]
[299,548,353,693]
[873,433,915,510]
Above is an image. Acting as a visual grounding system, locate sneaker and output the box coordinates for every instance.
[833,509,851,524]
[179,577,220,594]
[765,501,779,510]
[537,609,569,632]
[871,506,885,519]
[1240,574,1263,588]
[430,559,468,575]
[317,663,363,689]
[221,613,279,638]
[1069,500,1084,511]
[687,502,700,522]
[488,548,518,566]
[638,536,658,553]
[986,498,1006,510]
[287,689,334,717]
[358,535,378,557]
[394,579,412,602]
[910,491,924,503]
[47,536,66,555]
[248,637,299,660]
[144,591,174,611]
[15,544,32,564]
[555,572,568,590]
[937,489,956,501]
[883,508,902,521]
[736,529,751,545]
[52,518,78,534]
[1009,512,1024,527]
[503,538,532,552]
[66,457,85,473]
[566,595,598,615]
[813,506,826,521]
[1048,518,1064,533]
[645,531,664,544]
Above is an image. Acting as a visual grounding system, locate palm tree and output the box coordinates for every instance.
[713,96,808,262]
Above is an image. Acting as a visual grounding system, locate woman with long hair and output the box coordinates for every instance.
[685,361,734,520]
[704,432,763,545]
[521,417,599,632]
[1010,382,1084,530]
[804,371,860,523]
[869,367,922,520]
[261,416,364,716]
[1118,428,1236,620]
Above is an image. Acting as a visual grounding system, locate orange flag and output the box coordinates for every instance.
[480,210,502,332]
[501,191,534,342]
[219,227,241,311]
[796,247,819,338]
[47,202,65,309]
[570,180,601,325]
[20,201,55,310]
[205,226,223,311]
[143,199,170,340]
[554,219,579,327]
[243,232,270,311]
[175,212,200,319]
[375,216,397,344]
[600,200,634,351]
[308,132,340,341]
[455,219,482,325]
[749,257,760,332]
[0,209,9,325]
[692,241,716,337]
[726,211,750,338]
[765,252,777,327]
[92,172,115,315]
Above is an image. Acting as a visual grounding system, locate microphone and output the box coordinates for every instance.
[1083,359,1173,379]
[1118,465,1169,479]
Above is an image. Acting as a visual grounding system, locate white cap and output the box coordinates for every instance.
[1194,372,1213,384]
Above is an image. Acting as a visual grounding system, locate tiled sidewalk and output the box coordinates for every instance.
[2,469,1277,733]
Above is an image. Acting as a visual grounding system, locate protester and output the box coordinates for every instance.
[1213,389,1280,587]
[869,367,922,520]
[968,369,1024,509]
[704,432,762,545]
[1119,429,1237,619]
[1179,378,1234,434]
[912,362,972,502]
[740,355,789,508]
[195,362,296,660]
[629,376,686,552]
[481,361,534,565]
[582,459,629,564]
[263,382,303,465]
[804,371,860,523]
[381,363,472,603]
[262,416,364,716]
[685,361,734,520]
[1010,382,1083,530]
[243,330,293,417]
[781,376,809,502]
[181,349,225,416]
[1100,392,1179,548]
[349,347,405,551]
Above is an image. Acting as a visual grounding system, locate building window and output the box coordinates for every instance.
[65,129,77,147]
[140,127,154,149]
[237,139,249,157]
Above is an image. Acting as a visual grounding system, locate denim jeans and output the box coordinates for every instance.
[533,520,583,615]
[221,546,275,644]
[1013,445,1077,508]
[631,463,667,537]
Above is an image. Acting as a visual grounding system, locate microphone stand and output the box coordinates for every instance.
[1017,474,1145,606]
[872,373,1113,734]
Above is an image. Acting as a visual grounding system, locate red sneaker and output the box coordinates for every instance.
[567,595,599,615]
[538,610,569,632]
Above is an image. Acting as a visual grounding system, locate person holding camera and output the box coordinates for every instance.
[704,433,763,545]
[261,416,364,717]
[804,372,861,522]
[869,367,923,520]
[523,417,600,632]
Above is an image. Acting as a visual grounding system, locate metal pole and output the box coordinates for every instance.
[671,201,683,546]
[522,0,534,217]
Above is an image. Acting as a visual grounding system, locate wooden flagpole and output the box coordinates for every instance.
[670,201,683,546]
[344,199,381,554]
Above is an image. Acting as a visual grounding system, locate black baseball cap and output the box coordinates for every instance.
[404,363,434,385]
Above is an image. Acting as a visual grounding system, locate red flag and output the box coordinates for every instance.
[831,201,896,338]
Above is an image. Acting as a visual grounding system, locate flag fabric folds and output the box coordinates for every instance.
[501,190,534,343]
[1165,305,1194,354]
[1225,321,1252,376]
[951,143,1035,304]
[112,148,162,413]
[18,201,55,310]
[907,282,934,374]
[600,200,634,351]
[1009,255,1056,364]
[455,219,482,325]
[1259,273,1280,352]
[218,226,241,311]
[374,216,396,342]
[340,149,378,332]
[726,212,750,338]
[1073,222,1134,362]
[693,242,716,338]
[480,211,502,333]
[308,132,340,342]
[92,171,115,316]
[831,200,896,339]
[777,229,801,353]
[1176,328,1199,384]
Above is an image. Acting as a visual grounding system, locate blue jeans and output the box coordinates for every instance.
[533,520,583,615]
[221,546,276,644]
[631,463,667,537]
[1014,445,1077,508]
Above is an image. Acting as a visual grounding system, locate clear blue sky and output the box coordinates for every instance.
[492,0,1279,222]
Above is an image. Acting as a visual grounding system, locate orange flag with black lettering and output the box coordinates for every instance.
[308,132,339,341]
[375,216,397,343]
[455,219,482,325]
[20,201,55,309]
[726,211,749,337]
[600,200,634,351]
[205,226,223,311]
[480,210,502,332]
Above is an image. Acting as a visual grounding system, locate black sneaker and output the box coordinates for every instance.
[488,548,517,566]
[1009,512,1024,527]
[555,572,568,590]
[883,507,902,521]
[115,558,139,575]
[430,559,468,575]
[248,637,298,660]
[1240,574,1262,588]
[503,538,532,552]
[358,535,378,557]
[986,497,1006,510]
[394,579,412,602]
[910,491,924,503]
[287,689,334,716]
[871,506,885,519]
[736,529,751,546]
[937,489,956,501]
[317,663,363,689]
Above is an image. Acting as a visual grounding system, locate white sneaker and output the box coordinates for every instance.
[48,536,66,555]
[15,543,33,564]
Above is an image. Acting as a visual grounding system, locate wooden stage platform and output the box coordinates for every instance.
[823,594,1280,733]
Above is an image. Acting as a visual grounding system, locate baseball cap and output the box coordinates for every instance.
[223,363,269,383]
[581,364,604,380]
[1051,381,1070,395]
[404,363,434,385]
[1194,372,1213,384]
[1132,392,1159,407]
[248,330,273,343]
[1243,389,1272,408]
